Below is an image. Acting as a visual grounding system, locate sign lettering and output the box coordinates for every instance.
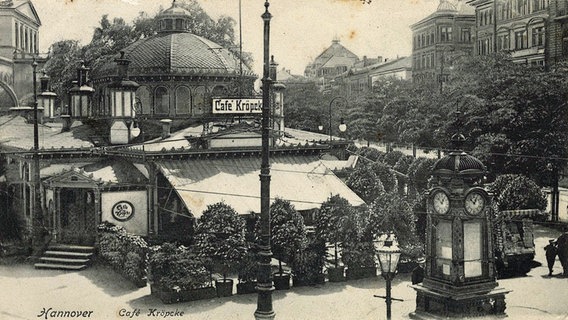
[212,98,263,114]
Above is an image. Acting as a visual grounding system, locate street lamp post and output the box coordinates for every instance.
[322,96,347,145]
[376,233,401,320]
[31,58,43,251]
[255,1,275,320]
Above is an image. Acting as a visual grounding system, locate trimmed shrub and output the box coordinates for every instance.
[97,222,148,287]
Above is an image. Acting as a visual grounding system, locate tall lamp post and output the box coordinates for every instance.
[319,96,347,145]
[376,233,401,320]
[255,1,275,320]
[31,58,43,251]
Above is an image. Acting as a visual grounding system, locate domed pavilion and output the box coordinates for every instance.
[89,0,256,143]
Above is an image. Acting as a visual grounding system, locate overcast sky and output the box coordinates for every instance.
[34,0,439,76]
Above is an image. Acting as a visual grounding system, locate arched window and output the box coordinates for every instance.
[136,86,151,114]
[155,86,170,115]
[175,86,191,115]
[193,86,206,115]
[166,19,173,30]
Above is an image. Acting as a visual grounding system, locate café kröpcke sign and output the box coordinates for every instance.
[212,98,262,114]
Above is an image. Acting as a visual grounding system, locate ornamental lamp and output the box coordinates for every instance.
[108,51,139,118]
[338,118,347,133]
[378,232,401,276]
[38,71,57,119]
[68,61,95,119]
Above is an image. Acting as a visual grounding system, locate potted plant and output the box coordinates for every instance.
[236,247,258,294]
[262,198,307,290]
[340,209,377,280]
[193,202,247,298]
[147,243,215,304]
[291,237,326,286]
[315,195,354,282]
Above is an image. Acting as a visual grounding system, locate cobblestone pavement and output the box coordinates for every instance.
[1,225,567,320]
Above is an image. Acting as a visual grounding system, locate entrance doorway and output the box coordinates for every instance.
[58,188,96,245]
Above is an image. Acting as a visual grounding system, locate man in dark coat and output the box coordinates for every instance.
[557,232,568,277]
[411,257,425,285]
[544,239,558,276]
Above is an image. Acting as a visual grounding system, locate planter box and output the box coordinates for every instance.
[273,273,291,290]
[236,282,257,295]
[215,279,233,297]
[292,274,325,287]
[327,266,345,282]
[345,266,377,280]
[151,284,217,304]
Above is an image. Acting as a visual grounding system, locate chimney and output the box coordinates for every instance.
[363,56,368,66]
[161,119,172,139]
[377,56,383,63]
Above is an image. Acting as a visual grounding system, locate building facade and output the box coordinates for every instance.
[547,0,568,64]
[467,0,549,66]
[410,0,475,89]
[0,0,43,110]
[332,56,412,98]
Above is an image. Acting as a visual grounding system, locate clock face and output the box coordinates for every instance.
[432,191,450,214]
[465,192,485,215]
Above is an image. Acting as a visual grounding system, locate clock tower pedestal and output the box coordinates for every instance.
[410,137,509,319]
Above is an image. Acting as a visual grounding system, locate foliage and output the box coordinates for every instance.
[394,155,415,175]
[315,195,355,268]
[342,241,376,268]
[259,198,307,275]
[489,174,547,211]
[383,151,404,167]
[193,202,247,280]
[367,192,420,248]
[407,158,437,195]
[283,82,330,132]
[339,207,375,268]
[97,222,148,286]
[290,237,326,284]
[346,165,384,203]
[371,162,398,193]
[148,242,210,292]
[358,147,386,164]
[237,248,258,284]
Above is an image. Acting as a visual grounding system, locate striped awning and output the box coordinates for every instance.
[157,155,365,217]
[500,209,543,219]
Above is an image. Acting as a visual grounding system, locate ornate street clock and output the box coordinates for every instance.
[464,190,486,216]
[411,134,509,318]
[432,189,450,215]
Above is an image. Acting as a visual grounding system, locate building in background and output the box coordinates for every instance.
[410,0,475,90]
[332,56,412,98]
[466,0,549,66]
[0,0,43,110]
[304,38,360,92]
[546,0,568,65]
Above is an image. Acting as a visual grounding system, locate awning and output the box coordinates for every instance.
[157,155,365,217]
[500,209,543,219]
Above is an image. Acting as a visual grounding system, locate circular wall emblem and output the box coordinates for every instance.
[112,201,135,221]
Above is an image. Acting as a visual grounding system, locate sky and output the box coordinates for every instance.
[33,0,439,77]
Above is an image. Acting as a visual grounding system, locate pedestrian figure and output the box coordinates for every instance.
[411,257,425,285]
[544,239,558,276]
[557,231,568,277]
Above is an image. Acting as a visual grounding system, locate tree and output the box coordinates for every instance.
[193,202,247,282]
[43,40,82,105]
[489,174,547,211]
[371,162,397,193]
[346,165,384,203]
[315,195,354,269]
[264,198,307,275]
